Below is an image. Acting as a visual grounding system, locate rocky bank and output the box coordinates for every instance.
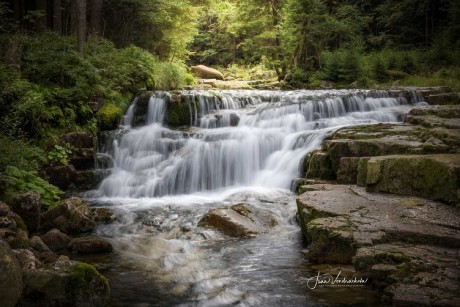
[296,90,460,306]
[0,194,113,307]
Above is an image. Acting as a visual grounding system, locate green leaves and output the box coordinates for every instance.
[47,145,72,166]
[2,166,63,209]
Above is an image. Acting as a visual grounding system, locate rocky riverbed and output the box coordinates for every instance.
[296,99,460,305]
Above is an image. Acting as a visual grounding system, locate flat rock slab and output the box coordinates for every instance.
[354,243,459,306]
[297,184,460,262]
[297,184,460,306]
[359,154,460,206]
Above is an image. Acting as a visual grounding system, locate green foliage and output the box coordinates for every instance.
[96,103,123,131]
[47,145,72,166]
[0,135,46,173]
[1,166,63,208]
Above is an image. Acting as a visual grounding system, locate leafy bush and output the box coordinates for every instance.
[0,135,46,172]
[96,103,123,130]
[47,144,72,165]
[1,166,63,208]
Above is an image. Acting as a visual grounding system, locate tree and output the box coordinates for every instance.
[53,0,62,34]
[89,0,103,35]
[35,0,47,32]
[75,0,86,53]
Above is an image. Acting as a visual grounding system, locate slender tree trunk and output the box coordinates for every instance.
[70,0,77,34]
[36,0,47,32]
[13,0,24,30]
[89,0,103,35]
[53,0,62,33]
[75,0,87,54]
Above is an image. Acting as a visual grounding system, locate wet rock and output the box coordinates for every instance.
[12,248,41,270]
[198,204,277,237]
[358,154,460,205]
[0,239,23,307]
[305,150,335,180]
[426,93,460,105]
[30,235,52,253]
[41,197,95,234]
[75,170,104,190]
[297,184,460,263]
[21,260,110,307]
[39,164,77,190]
[166,99,193,127]
[191,65,224,80]
[93,207,116,224]
[68,237,113,254]
[8,228,30,249]
[69,148,95,170]
[201,79,252,89]
[40,228,71,252]
[0,201,10,216]
[353,244,460,306]
[337,157,361,184]
[62,131,95,149]
[10,191,41,233]
[0,216,13,228]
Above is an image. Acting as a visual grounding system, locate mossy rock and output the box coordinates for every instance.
[96,103,123,130]
[132,91,154,127]
[21,260,110,306]
[166,96,197,128]
[305,150,335,180]
[359,154,460,206]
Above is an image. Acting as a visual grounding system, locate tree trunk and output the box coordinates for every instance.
[36,0,47,32]
[89,0,103,35]
[13,0,24,30]
[75,0,87,54]
[53,0,62,33]
[70,0,77,34]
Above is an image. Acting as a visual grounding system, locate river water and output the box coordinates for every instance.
[84,89,423,306]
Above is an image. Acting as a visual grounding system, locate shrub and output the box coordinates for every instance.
[1,166,63,208]
[96,103,123,130]
[47,144,72,165]
[0,135,46,172]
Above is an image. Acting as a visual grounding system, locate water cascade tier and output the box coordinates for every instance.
[91,89,423,199]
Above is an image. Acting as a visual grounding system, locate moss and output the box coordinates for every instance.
[96,103,123,130]
[166,100,193,127]
[306,218,356,264]
[11,215,27,231]
[67,262,110,298]
[9,236,29,249]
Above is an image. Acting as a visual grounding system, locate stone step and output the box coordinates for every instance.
[358,154,460,206]
[297,184,460,264]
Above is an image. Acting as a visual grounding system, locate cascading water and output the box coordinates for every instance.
[85,89,424,306]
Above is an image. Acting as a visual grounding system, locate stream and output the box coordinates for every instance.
[83,89,424,306]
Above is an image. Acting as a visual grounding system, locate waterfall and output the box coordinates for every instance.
[89,89,420,199]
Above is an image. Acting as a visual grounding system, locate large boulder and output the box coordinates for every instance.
[39,164,77,190]
[0,239,23,307]
[40,228,71,252]
[191,65,224,80]
[12,248,41,270]
[41,197,95,234]
[21,260,110,306]
[62,132,95,149]
[10,191,41,233]
[198,204,278,237]
[68,237,113,254]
